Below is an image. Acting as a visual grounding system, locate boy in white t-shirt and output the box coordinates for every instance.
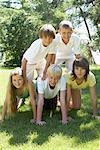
[55,20,81,71]
[36,64,68,125]
[22,24,56,82]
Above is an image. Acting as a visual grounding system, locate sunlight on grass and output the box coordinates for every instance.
[0,66,100,150]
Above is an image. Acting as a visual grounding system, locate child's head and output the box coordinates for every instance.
[47,64,62,87]
[39,24,56,47]
[72,57,89,80]
[10,67,24,89]
[59,20,73,44]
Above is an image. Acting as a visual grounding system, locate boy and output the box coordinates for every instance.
[36,64,67,125]
[21,24,56,123]
[55,20,81,71]
[22,24,56,82]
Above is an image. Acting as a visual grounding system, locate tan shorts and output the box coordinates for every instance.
[26,59,46,81]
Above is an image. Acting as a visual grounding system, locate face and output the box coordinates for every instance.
[74,66,86,79]
[59,27,72,44]
[12,74,24,89]
[42,36,53,47]
[48,74,61,87]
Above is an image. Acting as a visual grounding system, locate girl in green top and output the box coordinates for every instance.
[67,57,99,119]
[0,67,36,122]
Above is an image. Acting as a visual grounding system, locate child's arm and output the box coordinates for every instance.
[28,81,37,122]
[42,54,55,80]
[1,91,11,122]
[21,58,27,83]
[66,84,72,109]
[36,93,46,125]
[89,85,97,117]
[50,54,56,64]
[1,100,7,122]
[75,54,81,59]
[73,35,81,59]
[60,90,68,124]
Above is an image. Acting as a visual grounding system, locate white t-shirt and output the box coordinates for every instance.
[55,33,81,59]
[23,39,56,64]
[37,76,66,99]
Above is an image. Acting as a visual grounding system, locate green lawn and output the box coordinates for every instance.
[0,66,100,150]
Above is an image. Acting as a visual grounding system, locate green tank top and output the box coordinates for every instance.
[16,87,29,99]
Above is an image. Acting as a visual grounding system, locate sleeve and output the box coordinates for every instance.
[37,77,44,94]
[88,72,96,87]
[23,42,34,61]
[60,77,66,91]
[48,40,57,54]
[22,40,39,63]
[73,34,81,55]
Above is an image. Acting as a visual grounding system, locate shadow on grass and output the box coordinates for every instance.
[0,107,100,146]
[0,68,99,146]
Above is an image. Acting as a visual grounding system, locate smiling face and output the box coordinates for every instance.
[48,74,61,87]
[42,36,53,47]
[59,27,72,44]
[12,74,24,89]
[74,66,86,79]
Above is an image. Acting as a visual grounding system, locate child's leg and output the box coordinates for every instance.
[65,57,75,72]
[60,91,68,124]
[26,64,35,81]
[36,59,46,77]
[71,89,81,109]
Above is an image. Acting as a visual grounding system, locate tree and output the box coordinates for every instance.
[1,10,42,66]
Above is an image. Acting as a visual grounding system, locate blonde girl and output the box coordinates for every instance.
[0,67,36,122]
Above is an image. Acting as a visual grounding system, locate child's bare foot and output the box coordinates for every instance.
[61,120,68,125]
[67,116,74,121]
[30,119,36,124]
[92,115,100,120]
[36,121,46,126]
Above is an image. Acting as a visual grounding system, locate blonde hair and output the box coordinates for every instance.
[39,24,56,39]
[59,20,73,30]
[7,67,24,113]
[47,64,62,78]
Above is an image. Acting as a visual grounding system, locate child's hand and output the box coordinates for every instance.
[36,121,46,126]
[41,72,47,80]
[30,118,36,124]
[92,115,100,120]
[0,115,4,124]
[61,120,68,125]
[0,119,4,124]
[75,54,81,59]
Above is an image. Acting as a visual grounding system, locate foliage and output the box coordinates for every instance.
[67,0,100,49]
[0,0,99,66]
[0,9,42,66]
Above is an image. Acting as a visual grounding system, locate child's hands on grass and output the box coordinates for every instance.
[92,115,100,120]
[36,121,46,126]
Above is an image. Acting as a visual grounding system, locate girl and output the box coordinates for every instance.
[66,57,98,119]
[0,67,36,122]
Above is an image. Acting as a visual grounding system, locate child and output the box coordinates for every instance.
[55,20,81,71]
[36,64,67,125]
[0,67,36,122]
[66,57,98,118]
[22,24,56,82]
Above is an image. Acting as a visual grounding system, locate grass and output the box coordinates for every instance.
[0,66,100,150]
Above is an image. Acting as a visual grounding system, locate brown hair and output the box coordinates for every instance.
[39,24,56,39]
[72,57,89,81]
